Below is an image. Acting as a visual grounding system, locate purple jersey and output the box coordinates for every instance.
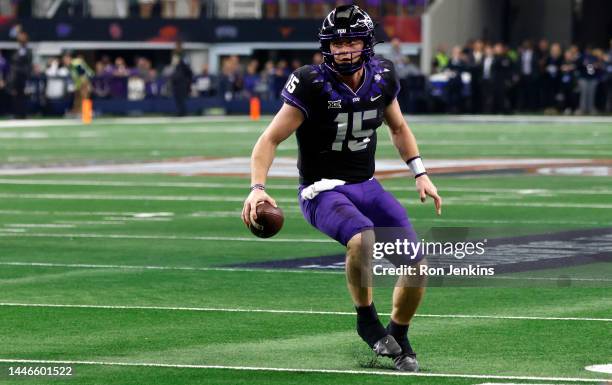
[281,56,400,185]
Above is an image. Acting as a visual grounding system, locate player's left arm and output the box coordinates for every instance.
[384,99,442,215]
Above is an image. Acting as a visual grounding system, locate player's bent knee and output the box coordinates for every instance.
[346,229,375,259]
[346,229,375,272]
[346,230,376,287]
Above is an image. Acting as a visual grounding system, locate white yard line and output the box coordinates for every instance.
[1,192,612,209]
[382,140,612,146]
[0,261,343,275]
[440,200,612,209]
[1,208,608,225]
[54,220,125,225]
[0,192,294,204]
[0,116,255,129]
[584,364,612,374]
[0,358,607,382]
[0,120,81,128]
[0,232,334,243]
[2,114,612,128]
[405,114,612,124]
[0,302,609,322]
[411,218,611,225]
[5,224,75,228]
[0,210,165,217]
[0,178,610,196]
[474,383,576,385]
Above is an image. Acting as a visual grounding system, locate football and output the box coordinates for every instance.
[249,202,284,238]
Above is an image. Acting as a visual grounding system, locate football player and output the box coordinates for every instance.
[242,5,442,372]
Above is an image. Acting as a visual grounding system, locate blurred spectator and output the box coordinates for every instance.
[382,0,396,16]
[389,37,408,77]
[113,57,131,77]
[592,48,607,112]
[147,68,162,98]
[161,0,175,17]
[138,0,156,18]
[243,59,260,97]
[264,0,279,18]
[312,52,324,65]
[518,40,539,111]
[161,0,199,18]
[480,44,495,113]
[536,38,550,109]
[577,46,601,114]
[493,43,514,114]
[306,0,329,18]
[273,59,289,98]
[560,48,578,114]
[92,60,111,98]
[189,0,201,18]
[45,57,70,101]
[605,50,612,113]
[88,0,129,18]
[219,55,241,101]
[194,63,215,96]
[0,0,17,16]
[8,31,32,118]
[170,48,193,116]
[62,51,94,115]
[467,39,484,113]
[258,60,276,100]
[134,57,153,79]
[432,44,449,73]
[0,51,7,80]
[287,0,301,18]
[543,43,563,112]
[0,51,8,115]
[446,45,466,113]
[127,57,152,100]
[403,56,421,76]
[290,58,302,71]
[362,0,381,18]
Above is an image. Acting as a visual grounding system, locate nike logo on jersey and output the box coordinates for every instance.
[370,94,382,102]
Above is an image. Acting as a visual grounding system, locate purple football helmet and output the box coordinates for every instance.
[318,5,376,75]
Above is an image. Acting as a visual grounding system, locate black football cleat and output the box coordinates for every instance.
[371,335,402,357]
[393,352,419,372]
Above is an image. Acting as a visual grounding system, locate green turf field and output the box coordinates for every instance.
[0,116,610,384]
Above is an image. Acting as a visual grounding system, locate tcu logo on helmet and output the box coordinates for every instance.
[351,10,374,30]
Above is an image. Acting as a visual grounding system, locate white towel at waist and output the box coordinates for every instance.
[300,179,346,200]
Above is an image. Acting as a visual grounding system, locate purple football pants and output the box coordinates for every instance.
[298,178,421,263]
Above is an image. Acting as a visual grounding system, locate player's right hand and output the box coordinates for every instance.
[241,189,278,228]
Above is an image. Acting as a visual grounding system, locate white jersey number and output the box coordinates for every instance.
[332,110,377,151]
[285,74,299,94]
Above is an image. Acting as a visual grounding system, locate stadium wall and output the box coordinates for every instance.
[508,0,572,47]
[421,0,503,74]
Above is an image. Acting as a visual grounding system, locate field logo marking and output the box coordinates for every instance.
[584,364,612,374]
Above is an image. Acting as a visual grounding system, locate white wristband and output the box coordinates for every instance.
[407,156,427,178]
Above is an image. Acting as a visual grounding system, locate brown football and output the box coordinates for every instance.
[248,202,284,238]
